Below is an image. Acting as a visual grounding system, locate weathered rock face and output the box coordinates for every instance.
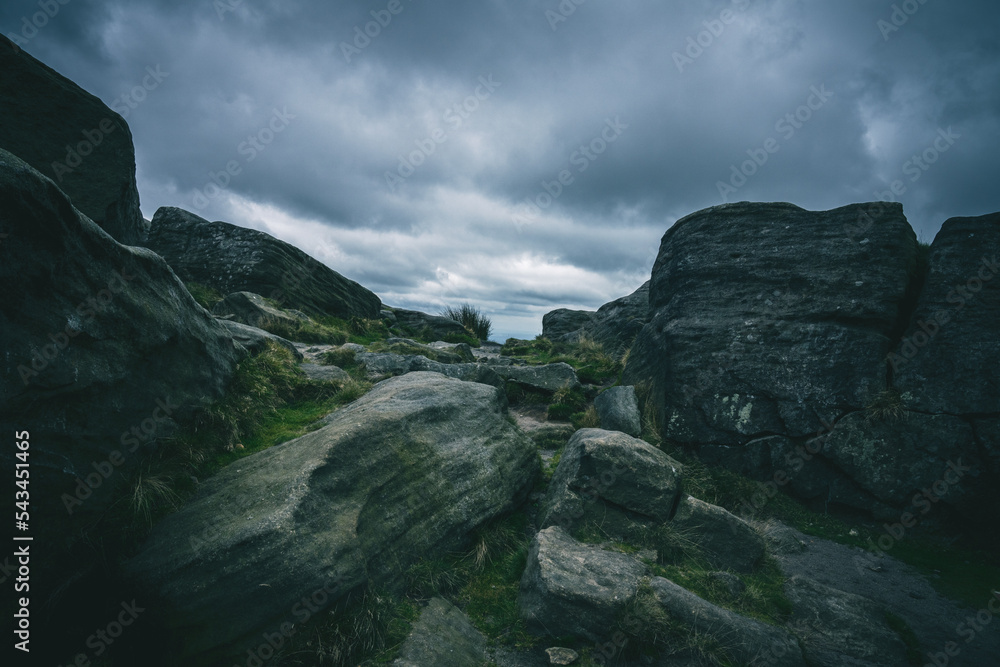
[625,202,916,446]
[0,148,242,593]
[518,526,646,642]
[125,372,537,663]
[143,207,381,319]
[540,429,683,533]
[492,362,582,393]
[542,308,595,339]
[0,47,145,244]
[216,319,302,360]
[542,282,650,357]
[785,575,908,667]
[892,213,1000,415]
[595,385,642,437]
[670,495,766,574]
[390,308,470,341]
[212,291,304,329]
[392,598,486,667]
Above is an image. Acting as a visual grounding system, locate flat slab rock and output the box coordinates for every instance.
[392,598,486,667]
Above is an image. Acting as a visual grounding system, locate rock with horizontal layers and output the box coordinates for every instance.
[392,598,486,667]
[125,372,537,663]
[670,494,766,573]
[648,576,804,667]
[784,575,908,667]
[0,148,242,598]
[586,281,650,356]
[390,308,470,340]
[892,212,1000,415]
[0,47,145,244]
[518,526,646,642]
[625,202,916,446]
[143,206,380,319]
[216,319,302,360]
[540,429,683,533]
[493,362,582,393]
[594,385,642,437]
[212,291,304,329]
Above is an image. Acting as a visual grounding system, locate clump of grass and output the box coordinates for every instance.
[321,347,358,369]
[502,336,554,357]
[441,303,493,342]
[547,385,587,421]
[866,388,906,422]
[185,282,224,310]
[571,405,601,430]
[259,316,349,345]
[502,336,620,386]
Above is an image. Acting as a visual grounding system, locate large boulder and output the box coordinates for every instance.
[125,372,537,663]
[594,386,642,437]
[216,319,302,360]
[390,308,470,341]
[892,212,1000,415]
[625,202,916,446]
[0,47,145,244]
[785,575,908,667]
[143,207,381,319]
[542,308,595,339]
[540,429,683,533]
[518,526,646,642]
[392,598,487,667]
[0,148,242,593]
[493,362,582,393]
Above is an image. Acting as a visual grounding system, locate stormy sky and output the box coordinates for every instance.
[4,0,999,339]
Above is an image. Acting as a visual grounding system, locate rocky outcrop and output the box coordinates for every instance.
[125,372,537,663]
[390,308,470,341]
[392,598,486,667]
[355,352,503,387]
[143,207,381,319]
[0,47,145,244]
[0,148,242,595]
[542,282,650,357]
[518,526,646,642]
[594,386,642,437]
[212,291,305,329]
[625,202,916,446]
[492,362,582,393]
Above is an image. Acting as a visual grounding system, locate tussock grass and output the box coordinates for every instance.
[441,303,493,342]
[866,388,906,422]
[185,281,224,310]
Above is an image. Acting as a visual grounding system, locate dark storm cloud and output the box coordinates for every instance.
[3,0,998,337]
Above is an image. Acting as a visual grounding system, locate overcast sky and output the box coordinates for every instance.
[4,0,999,339]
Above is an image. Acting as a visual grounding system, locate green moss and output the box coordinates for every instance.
[185,281,224,310]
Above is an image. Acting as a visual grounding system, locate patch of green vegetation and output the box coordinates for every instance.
[885,611,923,666]
[185,282,224,310]
[501,335,554,357]
[547,386,587,421]
[322,347,359,369]
[258,316,350,345]
[441,303,493,342]
[502,336,621,386]
[571,405,600,430]
[866,388,906,422]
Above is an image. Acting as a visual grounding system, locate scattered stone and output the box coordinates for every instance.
[300,363,349,383]
[545,646,579,665]
[391,308,469,340]
[670,495,765,573]
[355,353,503,387]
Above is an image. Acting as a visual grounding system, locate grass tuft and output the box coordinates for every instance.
[441,303,493,342]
